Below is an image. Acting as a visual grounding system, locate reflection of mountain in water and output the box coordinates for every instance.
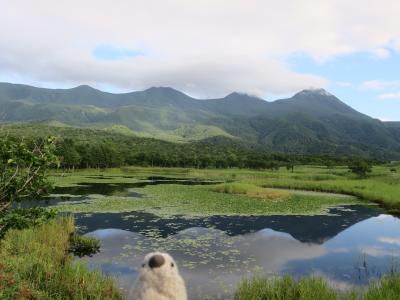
[75,205,381,244]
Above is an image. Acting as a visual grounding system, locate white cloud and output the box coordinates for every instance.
[379,117,394,122]
[332,81,353,87]
[370,48,391,59]
[379,93,400,100]
[362,80,400,90]
[1,0,400,97]
[360,246,400,257]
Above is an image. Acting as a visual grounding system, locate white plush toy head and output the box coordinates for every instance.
[141,252,180,277]
[130,252,187,300]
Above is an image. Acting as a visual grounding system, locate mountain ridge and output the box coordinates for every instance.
[1,82,400,159]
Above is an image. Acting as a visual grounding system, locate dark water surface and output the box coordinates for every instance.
[18,177,400,299]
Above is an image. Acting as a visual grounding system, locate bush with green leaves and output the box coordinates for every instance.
[0,208,57,239]
[348,160,372,178]
[69,234,101,258]
[0,136,58,211]
[0,136,58,236]
[0,136,58,208]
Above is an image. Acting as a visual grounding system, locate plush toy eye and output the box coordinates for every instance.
[142,263,145,268]
[171,262,174,267]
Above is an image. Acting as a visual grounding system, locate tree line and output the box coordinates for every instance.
[54,137,371,170]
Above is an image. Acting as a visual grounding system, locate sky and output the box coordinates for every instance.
[1,0,400,121]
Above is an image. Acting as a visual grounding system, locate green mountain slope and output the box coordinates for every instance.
[1,82,400,159]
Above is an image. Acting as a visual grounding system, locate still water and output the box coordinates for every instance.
[30,177,400,299]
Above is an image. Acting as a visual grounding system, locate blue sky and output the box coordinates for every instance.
[286,52,400,121]
[1,1,400,121]
[93,45,144,61]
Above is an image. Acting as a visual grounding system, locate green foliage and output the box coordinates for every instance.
[348,160,372,177]
[0,207,56,238]
[0,217,123,299]
[0,136,58,212]
[69,234,100,258]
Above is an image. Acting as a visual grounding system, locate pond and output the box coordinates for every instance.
[23,176,400,299]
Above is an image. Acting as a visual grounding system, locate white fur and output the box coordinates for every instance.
[129,252,187,300]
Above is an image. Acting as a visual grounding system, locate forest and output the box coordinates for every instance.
[0,124,375,170]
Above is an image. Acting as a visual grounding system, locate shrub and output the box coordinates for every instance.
[0,207,56,238]
[348,160,372,178]
[69,234,101,258]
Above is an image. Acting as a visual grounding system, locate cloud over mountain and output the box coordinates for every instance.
[1,0,400,97]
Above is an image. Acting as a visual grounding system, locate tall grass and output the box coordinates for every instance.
[235,276,338,300]
[0,217,123,299]
[363,273,400,300]
[234,274,400,300]
[212,182,290,200]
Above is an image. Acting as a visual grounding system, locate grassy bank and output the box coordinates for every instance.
[0,217,123,299]
[234,274,400,300]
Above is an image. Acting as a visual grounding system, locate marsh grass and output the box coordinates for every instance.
[0,217,123,299]
[121,165,400,212]
[212,182,290,200]
[363,273,400,300]
[235,276,338,300]
[234,274,400,300]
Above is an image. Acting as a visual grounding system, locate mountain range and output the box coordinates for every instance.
[1,82,400,159]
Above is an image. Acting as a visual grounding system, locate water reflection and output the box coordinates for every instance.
[74,205,379,243]
[79,207,400,299]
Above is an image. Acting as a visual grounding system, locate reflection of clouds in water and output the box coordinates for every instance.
[329,247,350,253]
[83,227,327,299]
[81,214,400,299]
[359,246,400,258]
[239,229,326,272]
[378,237,400,246]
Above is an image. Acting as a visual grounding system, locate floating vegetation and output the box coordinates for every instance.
[51,183,361,217]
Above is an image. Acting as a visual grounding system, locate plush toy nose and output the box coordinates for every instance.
[149,254,165,269]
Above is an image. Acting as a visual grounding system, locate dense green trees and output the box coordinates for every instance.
[53,135,359,170]
[1,125,376,171]
[0,137,58,212]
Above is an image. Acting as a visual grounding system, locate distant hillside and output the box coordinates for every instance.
[1,82,400,159]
